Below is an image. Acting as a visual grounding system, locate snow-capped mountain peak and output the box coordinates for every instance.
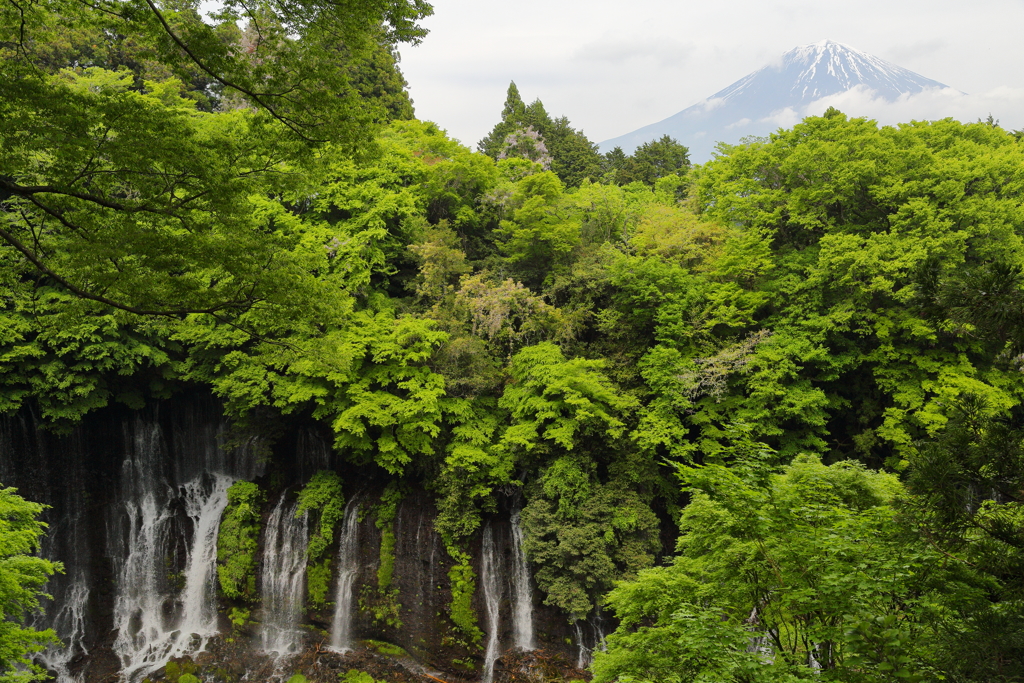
[713,40,949,107]
[601,40,956,162]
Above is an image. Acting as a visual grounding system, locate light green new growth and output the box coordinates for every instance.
[445,547,482,646]
[340,672,380,683]
[217,481,263,601]
[296,471,345,608]
[359,483,404,628]
[0,487,62,683]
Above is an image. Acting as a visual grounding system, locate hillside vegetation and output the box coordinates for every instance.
[4,2,1024,679]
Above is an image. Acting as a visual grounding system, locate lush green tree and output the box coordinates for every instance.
[612,135,690,186]
[594,451,938,682]
[478,81,527,158]
[688,114,1024,466]
[479,84,602,187]
[1,0,432,318]
[521,472,660,619]
[905,397,1024,679]
[602,146,627,177]
[341,42,417,122]
[497,171,581,287]
[0,487,62,682]
[545,116,603,188]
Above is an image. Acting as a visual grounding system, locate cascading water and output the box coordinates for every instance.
[329,497,361,652]
[481,524,502,683]
[591,611,608,655]
[111,417,239,682]
[573,622,589,669]
[110,419,174,681]
[177,475,234,635]
[509,509,534,651]
[12,422,95,683]
[36,580,89,683]
[571,612,609,671]
[260,492,310,657]
[109,405,264,683]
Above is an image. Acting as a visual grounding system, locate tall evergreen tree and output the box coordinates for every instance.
[480,84,602,187]
[344,41,417,121]
[478,81,527,158]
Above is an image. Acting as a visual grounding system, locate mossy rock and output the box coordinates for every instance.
[360,639,407,658]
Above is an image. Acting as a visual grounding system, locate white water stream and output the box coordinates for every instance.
[36,580,89,683]
[329,497,361,652]
[111,420,236,682]
[260,493,310,657]
[481,524,501,683]
[509,510,534,651]
[108,409,267,683]
[573,622,589,669]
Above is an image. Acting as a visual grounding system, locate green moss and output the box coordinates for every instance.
[358,584,402,629]
[340,672,380,683]
[306,558,332,607]
[296,471,345,609]
[285,675,308,683]
[217,481,263,601]
[361,639,407,658]
[445,547,482,646]
[227,607,250,628]
[165,659,197,682]
[339,672,378,683]
[373,482,403,590]
[377,524,396,589]
[359,482,404,628]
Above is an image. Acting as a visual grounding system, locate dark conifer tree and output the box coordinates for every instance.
[480,83,602,187]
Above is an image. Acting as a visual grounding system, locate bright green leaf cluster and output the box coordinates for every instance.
[296,471,345,609]
[216,481,263,601]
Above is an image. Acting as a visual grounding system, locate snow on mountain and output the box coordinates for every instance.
[600,40,956,163]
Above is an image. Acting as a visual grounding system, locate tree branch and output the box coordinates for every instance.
[140,0,323,142]
[0,224,243,317]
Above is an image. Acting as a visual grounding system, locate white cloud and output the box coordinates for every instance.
[575,37,694,67]
[726,117,752,129]
[758,107,803,128]
[700,97,727,113]
[399,0,1024,149]
[804,84,1024,130]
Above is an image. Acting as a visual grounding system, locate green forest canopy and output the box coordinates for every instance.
[4,1,1024,679]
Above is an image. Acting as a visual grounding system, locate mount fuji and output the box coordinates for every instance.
[600,40,957,163]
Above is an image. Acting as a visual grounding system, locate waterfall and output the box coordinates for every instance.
[177,475,234,639]
[591,610,608,655]
[35,578,89,683]
[570,613,608,671]
[329,497,361,652]
[260,492,309,657]
[480,524,501,683]
[509,510,534,651]
[573,622,588,669]
[110,419,174,681]
[13,420,93,683]
[109,408,261,683]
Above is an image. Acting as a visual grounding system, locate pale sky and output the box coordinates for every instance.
[397,0,1024,150]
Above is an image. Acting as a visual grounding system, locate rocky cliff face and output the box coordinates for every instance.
[0,395,601,683]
